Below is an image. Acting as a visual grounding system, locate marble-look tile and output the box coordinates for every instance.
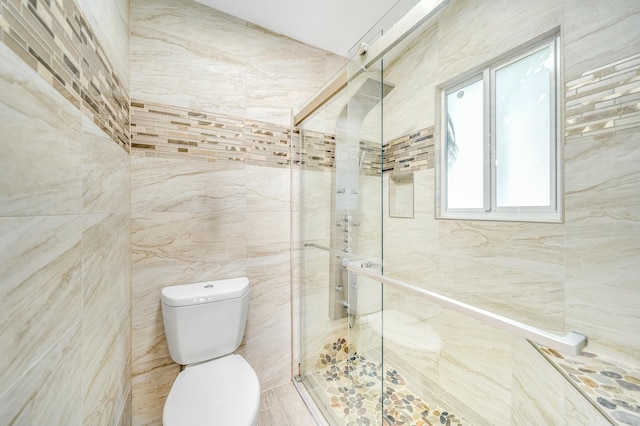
[246,165,291,212]
[565,131,640,214]
[131,157,246,214]
[565,380,613,426]
[244,24,345,112]
[84,310,131,425]
[132,363,180,426]
[270,381,318,426]
[511,340,567,425]
[81,213,131,424]
[436,0,560,81]
[439,310,513,425]
[435,255,565,333]
[242,342,293,393]
[237,261,293,391]
[130,0,248,118]
[244,261,291,351]
[75,0,130,89]
[258,404,288,426]
[0,216,84,393]
[246,210,291,258]
[132,212,247,271]
[382,24,439,140]
[82,115,132,214]
[131,209,248,381]
[565,277,639,365]
[383,179,439,281]
[565,211,639,286]
[292,170,333,212]
[438,220,566,277]
[246,106,292,127]
[131,0,342,116]
[0,44,83,217]
[376,309,440,379]
[118,388,133,426]
[0,326,83,425]
[260,387,280,412]
[563,0,640,80]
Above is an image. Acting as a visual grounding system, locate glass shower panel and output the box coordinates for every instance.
[297,59,386,425]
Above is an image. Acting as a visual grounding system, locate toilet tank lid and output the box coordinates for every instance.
[161,277,249,307]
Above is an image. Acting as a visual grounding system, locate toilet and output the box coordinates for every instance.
[161,277,260,426]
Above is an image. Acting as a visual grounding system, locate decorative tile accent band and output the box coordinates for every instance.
[296,127,434,175]
[383,127,434,175]
[565,53,640,139]
[293,128,336,170]
[130,100,292,167]
[0,0,130,151]
[132,99,434,171]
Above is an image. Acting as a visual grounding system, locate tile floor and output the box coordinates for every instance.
[258,381,320,426]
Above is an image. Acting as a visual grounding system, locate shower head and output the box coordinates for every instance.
[353,77,395,103]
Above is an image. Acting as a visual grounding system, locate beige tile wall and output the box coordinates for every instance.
[0,1,131,421]
[297,0,639,424]
[129,0,345,424]
[0,0,130,151]
[375,0,640,423]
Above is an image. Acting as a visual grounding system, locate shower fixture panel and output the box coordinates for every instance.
[328,76,394,321]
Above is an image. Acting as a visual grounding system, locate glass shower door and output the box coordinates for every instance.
[297,59,387,425]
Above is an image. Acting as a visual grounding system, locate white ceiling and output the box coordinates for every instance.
[193,0,400,57]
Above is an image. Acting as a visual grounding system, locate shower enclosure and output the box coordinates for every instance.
[294,1,640,424]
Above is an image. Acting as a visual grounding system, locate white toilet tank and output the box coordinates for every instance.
[161,277,249,365]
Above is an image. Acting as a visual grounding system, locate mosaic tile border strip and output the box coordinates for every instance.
[314,338,464,426]
[293,128,336,170]
[383,127,435,175]
[296,127,434,174]
[0,0,130,151]
[565,53,640,140]
[130,100,292,167]
[538,345,640,426]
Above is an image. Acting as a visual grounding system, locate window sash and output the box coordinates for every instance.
[439,35,561,223]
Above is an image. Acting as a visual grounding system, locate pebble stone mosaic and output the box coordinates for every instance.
[539,346,640,426]
[315,338,463,426]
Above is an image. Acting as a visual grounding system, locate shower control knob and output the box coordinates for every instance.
[351,190,359,195]
[344,215,352,222]
[336,188,346,194]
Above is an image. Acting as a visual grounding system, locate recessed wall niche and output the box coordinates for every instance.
[389,173,414,218]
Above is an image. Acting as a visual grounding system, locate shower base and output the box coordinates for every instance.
[303,339,487,426]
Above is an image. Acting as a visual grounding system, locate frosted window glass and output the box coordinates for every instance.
[446,79,484,209]
[495,46,552,207]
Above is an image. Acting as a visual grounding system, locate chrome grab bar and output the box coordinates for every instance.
[346,260,588,355]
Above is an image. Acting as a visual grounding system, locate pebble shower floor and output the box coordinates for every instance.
[313,339,464,426]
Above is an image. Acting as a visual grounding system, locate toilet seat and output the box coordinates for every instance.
[163,354,260,426]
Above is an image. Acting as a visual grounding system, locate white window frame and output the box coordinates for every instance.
[436,33,562,223]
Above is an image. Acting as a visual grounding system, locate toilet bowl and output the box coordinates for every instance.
[163,355,259,426]
[161,278,260,426]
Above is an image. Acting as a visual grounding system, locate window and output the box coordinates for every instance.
[438,35,561,222]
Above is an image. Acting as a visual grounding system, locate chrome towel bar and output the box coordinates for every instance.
[346,260,587,355]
